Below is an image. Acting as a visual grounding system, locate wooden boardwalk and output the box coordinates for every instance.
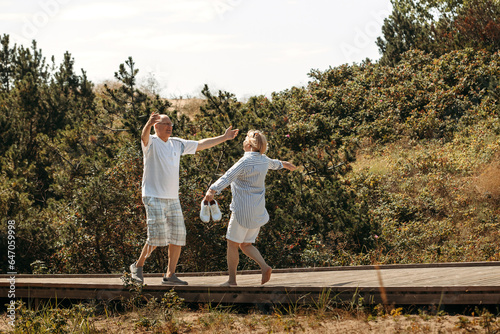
[2,262,500,306]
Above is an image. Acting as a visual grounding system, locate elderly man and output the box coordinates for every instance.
[130,112,239,285]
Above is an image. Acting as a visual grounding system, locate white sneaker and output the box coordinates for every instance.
[200,200,210,222]
[209,200,222,222]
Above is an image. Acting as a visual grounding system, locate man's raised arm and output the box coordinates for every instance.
[141,113,160,147]
[196,126,239,151]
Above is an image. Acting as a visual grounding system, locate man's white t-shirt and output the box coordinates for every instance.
[141,135,198,199]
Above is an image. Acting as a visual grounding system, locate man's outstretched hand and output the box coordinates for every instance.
[224,126,239,141]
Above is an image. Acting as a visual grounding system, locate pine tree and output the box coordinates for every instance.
[0,34,15,93]
[0,36,110,273]
[101,57,171,142]
[376,9,427,66]
[376,0,466,65]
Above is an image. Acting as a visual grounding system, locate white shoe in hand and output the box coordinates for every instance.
[209,200,222,222]
[200,200,210,222]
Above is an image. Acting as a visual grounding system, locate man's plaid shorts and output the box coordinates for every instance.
[142,197,186,246]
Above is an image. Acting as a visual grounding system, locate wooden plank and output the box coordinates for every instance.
[3,284,500,305]
[2,261,500,279]
[3,263,500,305]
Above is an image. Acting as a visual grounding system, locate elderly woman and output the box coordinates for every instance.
[204,130,296,287]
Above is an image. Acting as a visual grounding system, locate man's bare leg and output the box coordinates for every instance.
[137,243,156,267]
[166,244,182,278]
[130,243,156,283]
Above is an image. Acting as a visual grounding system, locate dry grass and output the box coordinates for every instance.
[351,152,391,175]
[1,311,492,334]
[167,98,205,120]
[93,82,205,120]
[475,159,500,200]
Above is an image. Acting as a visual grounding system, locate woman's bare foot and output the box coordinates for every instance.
[261,266,272,285]
[220,281,237,287]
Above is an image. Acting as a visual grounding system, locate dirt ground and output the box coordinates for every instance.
[92,313,498,333]
[1,311,496,333]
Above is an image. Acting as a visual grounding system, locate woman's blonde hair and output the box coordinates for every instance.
[247,130,267,154]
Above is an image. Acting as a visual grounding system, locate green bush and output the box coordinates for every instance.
[1,29,499,273]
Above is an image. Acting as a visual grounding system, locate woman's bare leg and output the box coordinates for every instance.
[239,243,272,284]
[223,239,240,286]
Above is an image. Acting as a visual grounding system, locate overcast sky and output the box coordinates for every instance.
[1,0,393,100]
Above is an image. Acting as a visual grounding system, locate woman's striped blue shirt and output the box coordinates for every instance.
[210,151,283,229]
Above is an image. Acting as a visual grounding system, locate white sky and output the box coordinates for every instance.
[1,0,393,100]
